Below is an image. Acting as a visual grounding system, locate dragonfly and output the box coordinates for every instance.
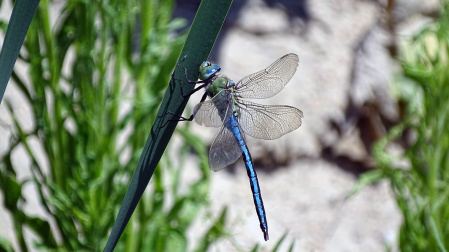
[172,53,303,241]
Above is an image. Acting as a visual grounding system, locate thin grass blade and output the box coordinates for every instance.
[0,0,39,103]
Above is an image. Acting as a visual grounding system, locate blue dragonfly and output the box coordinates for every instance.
[174,53,303,241]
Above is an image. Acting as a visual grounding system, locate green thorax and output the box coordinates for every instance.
[208,76,231,96]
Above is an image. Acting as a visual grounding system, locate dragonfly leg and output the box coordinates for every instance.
[179,82,208,98]
[157,92,208,128]
[176,62,202,84]
[157,112,194,129]
[172,62,207,98]
[167,111,194,122]
[171,74,207,98]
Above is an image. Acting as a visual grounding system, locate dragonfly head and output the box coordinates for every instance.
[199,61,221,80]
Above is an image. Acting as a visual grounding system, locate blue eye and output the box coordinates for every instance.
[199,61,221,80]
[205,65,220,76]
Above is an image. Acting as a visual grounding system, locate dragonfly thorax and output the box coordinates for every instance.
[208,76,234,96]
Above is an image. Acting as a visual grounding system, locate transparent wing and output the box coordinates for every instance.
[193,90,232,128]
[235,53,299,99]
[192,100,222,128]
[209,109,242,172]
[237,100,303,140]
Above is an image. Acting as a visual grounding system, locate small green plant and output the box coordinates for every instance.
[0,0,227,251]
[355,1,449,251]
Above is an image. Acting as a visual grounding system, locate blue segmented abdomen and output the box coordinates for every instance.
[227,113,269,241]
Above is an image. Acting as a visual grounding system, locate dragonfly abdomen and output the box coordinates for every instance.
[227,114,269,241]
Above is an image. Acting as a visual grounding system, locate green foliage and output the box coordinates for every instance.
[0,236,14,252]
[0,0,228,251]
[354,1,449,251]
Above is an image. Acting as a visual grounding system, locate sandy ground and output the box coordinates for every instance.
[0,0,439,251]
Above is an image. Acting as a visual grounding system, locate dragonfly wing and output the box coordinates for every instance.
[194,90,231,128]
[237,100,303,140]
[209,123,242,172]
[235,53,299,99]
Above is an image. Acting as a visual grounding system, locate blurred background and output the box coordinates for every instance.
[0,0,447,251]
